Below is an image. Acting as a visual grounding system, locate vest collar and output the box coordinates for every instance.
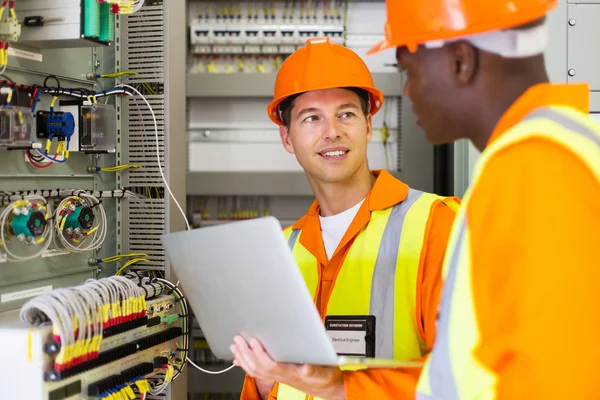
[292,170,409,230]
[488,83,590,146]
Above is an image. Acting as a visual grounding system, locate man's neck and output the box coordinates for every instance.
[308,165,375,217]
[471,57,549,152]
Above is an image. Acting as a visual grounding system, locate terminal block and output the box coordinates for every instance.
[0,18,22,42]
[0,106,36,149]
[80,102,116,153]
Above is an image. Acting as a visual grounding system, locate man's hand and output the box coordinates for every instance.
[230,335,346,400]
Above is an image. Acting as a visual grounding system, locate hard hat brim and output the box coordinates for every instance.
[367,38,394,56]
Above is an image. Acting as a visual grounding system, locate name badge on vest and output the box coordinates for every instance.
[324,315,375,357]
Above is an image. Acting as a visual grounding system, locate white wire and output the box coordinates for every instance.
[132,0,145,13]
[186,358,236,375]
[114,84,191,232]
[109,88,236,376]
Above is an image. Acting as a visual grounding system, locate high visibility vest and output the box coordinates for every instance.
[277,188,459,400]
[416,105,600,399]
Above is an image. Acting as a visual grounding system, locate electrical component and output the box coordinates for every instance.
[0,16,20,42]
[0,196,53,261]
[9,202,46,242]
[54,191,106,253]
[188,1,347,74]
[36,110,76,160]
[37,110,76,139]
[80,102,117,153]
[15,0,115,48]
[0,276,184,399]
[0,105,36,149]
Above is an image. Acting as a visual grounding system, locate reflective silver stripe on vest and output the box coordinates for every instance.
[288,188,424,359]
[288,229,301,249]
[370,188,423,358]
[525,107,600,147]
[419,106,600,399]
[418,221,466,400]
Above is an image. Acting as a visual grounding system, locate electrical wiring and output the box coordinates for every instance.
[0,195,53,261]
[114,257,153,276]
[115,84,191,232]
[53,190,107,253]
[91,164,143,172]
[2,188,146,202]
[150,277,236,378]
[94,252,149,264]
[0,0,16,75]
[108,85,239,376]
[20,275,150,373]
[2,188,154,221]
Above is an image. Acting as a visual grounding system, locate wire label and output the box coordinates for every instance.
[1,285,52,303]
[41,249,69,258]
[7,46,42,62]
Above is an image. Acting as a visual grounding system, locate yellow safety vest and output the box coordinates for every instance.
[416,105,600,399]
[278,188,459,400]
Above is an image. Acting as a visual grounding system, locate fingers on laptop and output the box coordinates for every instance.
[230,335,278,379]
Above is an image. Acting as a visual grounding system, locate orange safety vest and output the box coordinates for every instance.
[278,188,459,400]
[416,105,600,399]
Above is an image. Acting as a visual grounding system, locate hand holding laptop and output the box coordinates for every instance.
[230,335,346,400]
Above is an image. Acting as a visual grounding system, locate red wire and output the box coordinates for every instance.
[25,150,52,168]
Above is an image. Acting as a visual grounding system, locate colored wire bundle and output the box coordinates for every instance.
[53,191,107,253]
[20,275,151,373]
[92,164,143,172]
[0,195,53,261]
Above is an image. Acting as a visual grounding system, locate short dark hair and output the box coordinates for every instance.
[279,87,371,128]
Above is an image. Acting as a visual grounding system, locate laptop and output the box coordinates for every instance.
[160,216,423,369]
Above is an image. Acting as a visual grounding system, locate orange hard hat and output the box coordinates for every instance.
[267,37,384,126]
[368,0,558,55]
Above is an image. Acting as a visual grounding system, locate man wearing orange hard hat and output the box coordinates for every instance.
[229,37,459,400]
[230,0,600,399]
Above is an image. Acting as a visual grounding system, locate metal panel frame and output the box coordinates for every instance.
[186,72,404,97]
[118,1,188,398]
[164,1,189,398]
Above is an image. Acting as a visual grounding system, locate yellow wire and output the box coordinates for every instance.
[99,71,138,78]
[115,258,151,276]
[101,253,148,263]
[100,164,142,172]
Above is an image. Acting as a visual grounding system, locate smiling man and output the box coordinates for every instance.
[230,37,459,400]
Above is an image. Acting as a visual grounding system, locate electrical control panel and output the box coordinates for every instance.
[189,0,345,74]
[0,301,182,399]
[1,274,187,399]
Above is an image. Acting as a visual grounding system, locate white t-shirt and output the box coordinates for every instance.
[318,199,365,260]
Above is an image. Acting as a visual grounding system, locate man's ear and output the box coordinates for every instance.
[365,114,373,143]
[280,126,295,154]
[449,41,478,85]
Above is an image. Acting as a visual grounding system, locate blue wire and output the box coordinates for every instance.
[36,150,67,163]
